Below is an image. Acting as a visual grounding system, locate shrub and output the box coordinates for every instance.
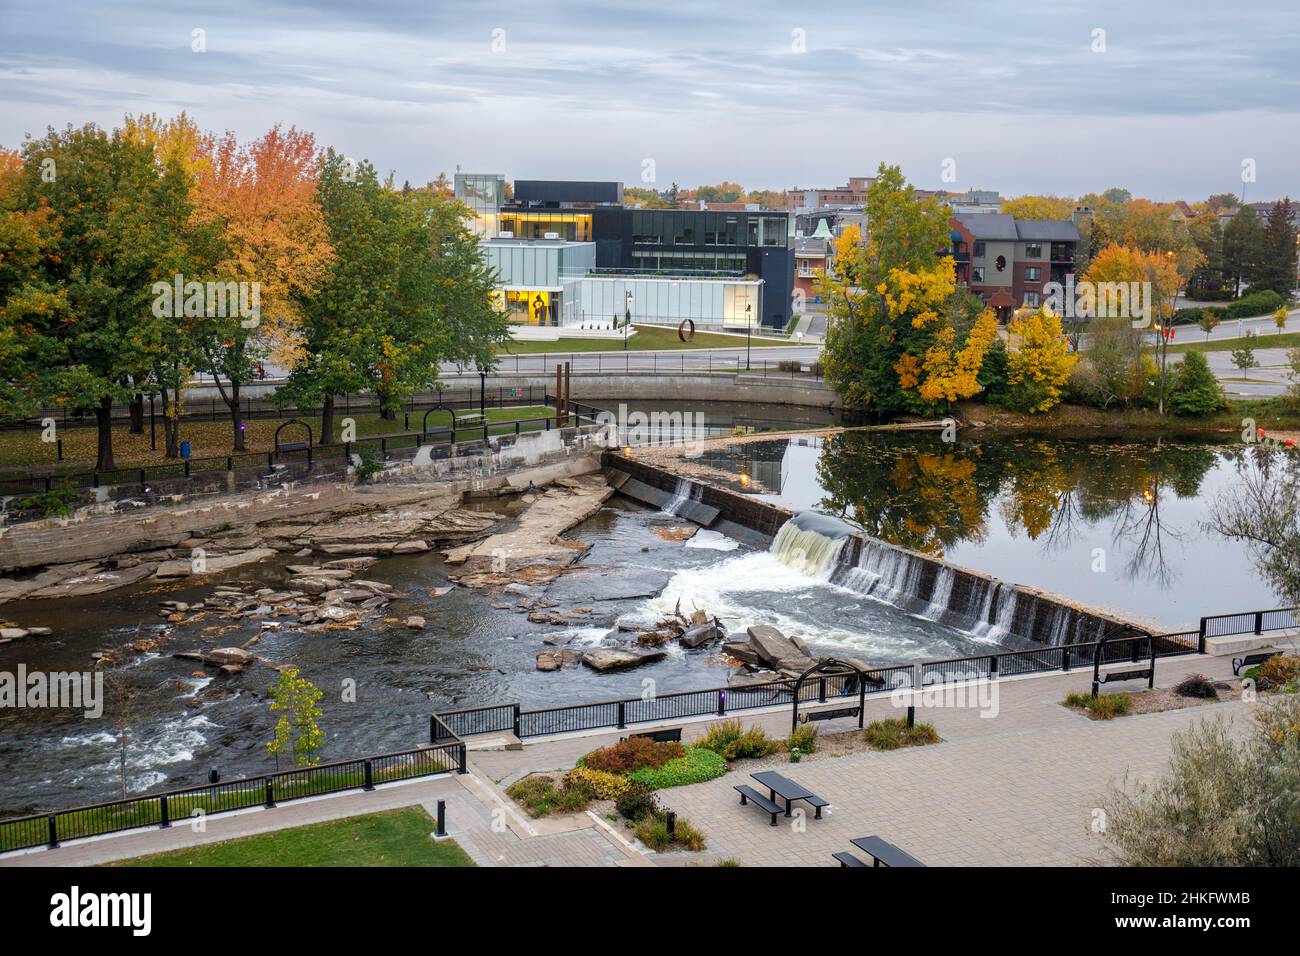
[352,445,383,483]
[1174,673,1219,700]
[505,775,591,817]
[692,720,778,761]
[1258,654,1300,687]
[785,724,819,755]
[627,747,727,789]
[581,737,685,775]
[1100,696,1300,865]
[1167,351,1226,417]
[1063,690,1132,719]
[863,716,942,750]
[635,810,707,852]
[17,481,82,518]
[615,788,657,822]
[565,766,635,800]
[716,858,741,867]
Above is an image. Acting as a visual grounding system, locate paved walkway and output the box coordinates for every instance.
[3,648,1279,867]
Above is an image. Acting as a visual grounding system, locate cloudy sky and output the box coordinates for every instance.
[2,0,1297,201]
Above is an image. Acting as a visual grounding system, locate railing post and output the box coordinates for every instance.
[363,760,375,791]
[906,705,915,728]
[47,813,59,849]
[457,743,468,774]
[159,794,171,829]
[512,703,521,738]
[818,677,827,703]
[1197,617,1208,654]
[264,777,276,808]
[989,655,999,680]
[1062,646,1071,672]
[429,714,436,744]
[858,677,866,729]
[717,689,726,716]
[436,799,447,837]
[1254,612,1263,635]
[617,700,626,729]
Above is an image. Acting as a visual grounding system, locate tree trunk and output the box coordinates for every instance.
[160,386,181,458]
[128,393,144,435]
[228,381,245,451]
[95,396,115,472]
[320,395,336,445]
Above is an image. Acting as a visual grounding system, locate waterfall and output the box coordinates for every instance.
[834,537,927,608]
[662,477,704,517]
[770,512,853,579]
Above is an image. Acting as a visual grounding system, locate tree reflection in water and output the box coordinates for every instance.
[815,432,1219,588]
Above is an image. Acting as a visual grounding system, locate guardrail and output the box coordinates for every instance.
[0,740,466,854]
[1199,607,1298,647]
[431,631,1210,743]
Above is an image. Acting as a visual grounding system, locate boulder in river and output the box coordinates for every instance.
[581,648,667,671]
[537,648,582,671]
[680,622,721,649]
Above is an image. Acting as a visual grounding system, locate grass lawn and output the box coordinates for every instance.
[1171,330,1300,354]
[497,324,790,354]
[0,405,554,473]
[111,807,475,867]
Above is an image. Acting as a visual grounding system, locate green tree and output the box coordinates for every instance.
[11,124,193,470]
[1166,351,1225,416]
[1197,309,1220,341]
[1231,331,1259,379]
[1222,207,1265,295]
[267,667,324,768]
[1254,199,1298,297]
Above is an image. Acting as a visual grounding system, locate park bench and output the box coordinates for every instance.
[850,835,926,868]
[799,705,860,724]
[621,727,682,744]
[1233,650,1281,676]
[832,851,869,867]
[734,785,782,826]
[276,441,309,453]
[454,413,487,428]
[751,770,830,819]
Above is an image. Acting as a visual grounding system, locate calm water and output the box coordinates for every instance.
[687,431,1285,632]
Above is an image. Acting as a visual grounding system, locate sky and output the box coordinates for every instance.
[2,0,1298,202]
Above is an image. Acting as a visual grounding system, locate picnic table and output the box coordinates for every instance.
[850,835,926,868]
[750,771,829,819]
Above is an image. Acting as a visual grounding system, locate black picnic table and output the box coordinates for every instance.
[751,770,827,818]
[850,835,926,868]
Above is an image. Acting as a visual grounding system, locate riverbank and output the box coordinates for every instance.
[945,397,1300,436]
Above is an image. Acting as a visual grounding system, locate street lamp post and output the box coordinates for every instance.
[624,291,633,351]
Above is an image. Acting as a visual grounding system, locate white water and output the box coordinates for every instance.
[684,529,739,551]
[770,521,848,579]
[662,478,701,517]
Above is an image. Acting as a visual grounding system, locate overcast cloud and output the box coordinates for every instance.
[2,0,1298,200]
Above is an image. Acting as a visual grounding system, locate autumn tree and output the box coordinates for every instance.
[1002,307,1077,413]
[9,124,193,469]
[999,195,1074,221]
[820,164,957,415]
[192,125,333,451]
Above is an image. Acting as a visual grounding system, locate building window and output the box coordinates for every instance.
[973,241,986,258]
[1024,243,1042,258]
[1024,292,1040,307]
[1025,266,1041,281]
[971,267,984,282]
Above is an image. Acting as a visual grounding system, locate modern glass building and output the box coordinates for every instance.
[482,239,596,326]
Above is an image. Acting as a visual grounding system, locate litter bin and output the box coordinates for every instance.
[180,441,191,459]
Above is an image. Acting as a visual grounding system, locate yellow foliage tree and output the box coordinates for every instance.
[1000,195,1074,221]
[918,309,1000,403]
[1004,307,1077,413]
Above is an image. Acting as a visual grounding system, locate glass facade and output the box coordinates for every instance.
[499,210,593,241]
[627,210,786,250]
[454,173,504,238]
[563,276,760,330]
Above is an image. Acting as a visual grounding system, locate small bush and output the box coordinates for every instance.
[565,766,635,800]
[505,775,591,817]
[1259,654,1300,687]
[635,810,706,852]
[786,724,819,755]
[1174,673,1219,700]
[17,481,82,518]
[1064,691,1132,719]
[863,716,942,750]
[581,737,685,775]
[627,747,727,789]
[352,445,383,483]
[693,720,778,761]
[716,858,741,867]
[615,788,658,822]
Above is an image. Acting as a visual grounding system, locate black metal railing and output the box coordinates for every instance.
[0,740,466,854]
[1199,607,1298,646]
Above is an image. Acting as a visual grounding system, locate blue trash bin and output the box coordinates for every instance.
[180,441,191,459]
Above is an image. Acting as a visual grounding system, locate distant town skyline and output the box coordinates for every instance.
[2,0,1298,202]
